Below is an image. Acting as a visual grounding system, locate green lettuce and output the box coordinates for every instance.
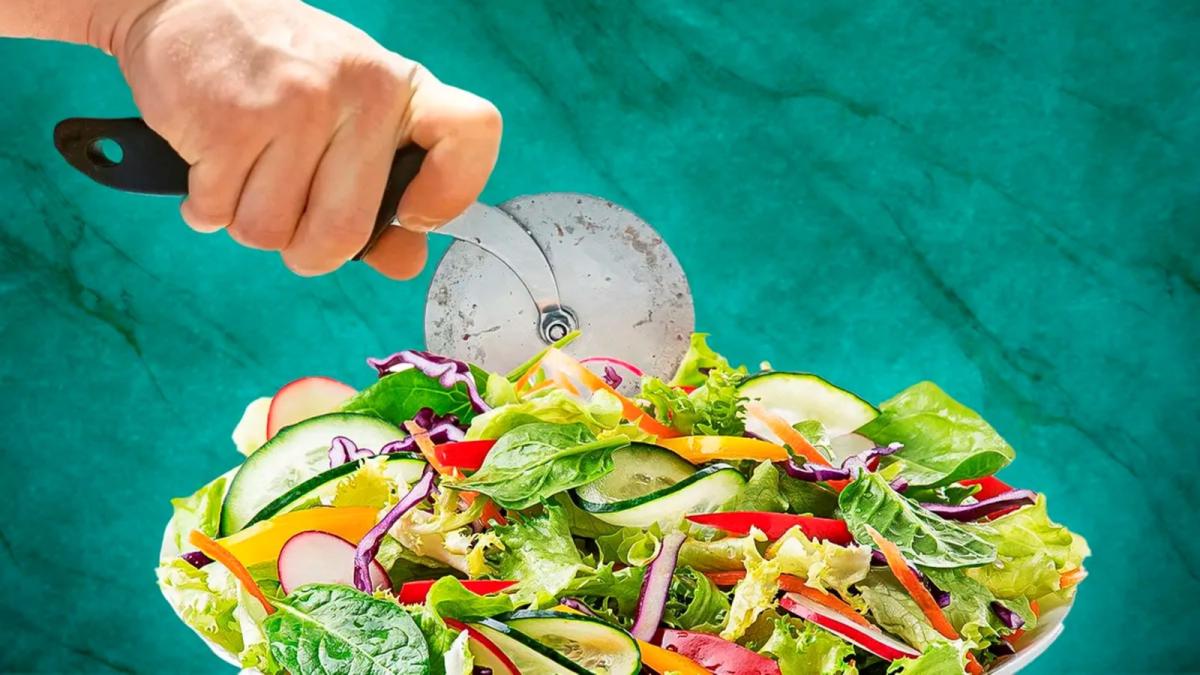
[342,367,480,425]
[678,533,763,572]
[922,567,1034,648]
[454,422,627,509]
[565,563,645,626]
[328,455,420,510]
[442,629,474,675]
[887,642,969,674]
[721,536,780,640]
[839,472,996,568]
[424,576,515,621]
[489,505,584,604]
[553,493,622,538]
[670,333,745,388]
[165,474,228,554]
[762,617,857,675]
[768,528,871,596]
[466,388,624,440]
[665,567,731,633]
[860,381,1014,488]
[791,420,834,462]
[966,495,1090,600]
[779,475,840,517]
[408,604,462,675]
[596,526,662,566]
[855,570,946,651]
[728,461,790,512]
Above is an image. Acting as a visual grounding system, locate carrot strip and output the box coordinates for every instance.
[965,652,984,674]
[704,571,872,629]
[541,349,679,438]
[865,526,958,640]
[1031,600,1041,617]
[188,530,274,615]
[744,402,833,468]
[405,421,453,475]
[1060,567,1088,589]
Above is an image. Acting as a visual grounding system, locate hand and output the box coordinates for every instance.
[107,0,501,278]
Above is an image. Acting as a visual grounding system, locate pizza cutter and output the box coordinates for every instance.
[52,118,694,376]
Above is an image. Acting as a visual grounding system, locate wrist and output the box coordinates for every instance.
[83,0,166,55]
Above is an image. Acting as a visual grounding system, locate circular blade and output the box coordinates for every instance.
[425,193,694,378]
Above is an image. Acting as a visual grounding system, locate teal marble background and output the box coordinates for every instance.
[1,1,1196,672]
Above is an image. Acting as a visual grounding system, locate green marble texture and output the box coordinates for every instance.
[1,1,1196,672]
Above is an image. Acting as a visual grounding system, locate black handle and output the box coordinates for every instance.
[52,117,425,260]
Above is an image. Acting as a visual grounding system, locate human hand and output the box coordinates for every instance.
[105,0,501,278]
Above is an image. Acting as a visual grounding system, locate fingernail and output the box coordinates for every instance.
[398,214,443,233]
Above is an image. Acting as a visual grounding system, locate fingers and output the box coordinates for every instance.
[363,227,428,280]
[226,131,327,252]
[396,70,502,232]
[279,116,396,276]
[179,143,264,234]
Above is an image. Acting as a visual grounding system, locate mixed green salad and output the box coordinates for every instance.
[159,333,1088,675]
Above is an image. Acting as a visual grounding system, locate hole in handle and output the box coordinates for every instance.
[86,138,124,167]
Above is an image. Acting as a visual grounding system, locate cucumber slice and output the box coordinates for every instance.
[574,462,746,528]
[242,452,426,529]
[738,371,878,439]
[471,619,584,675]
[576,443,697,504]
[479,611,641,675]
[220,413,404,535]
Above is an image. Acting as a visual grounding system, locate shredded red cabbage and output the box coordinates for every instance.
[889,477,910,492]
[353,466,436,591]
[991,601,1026,630]
[631,531,686,641]
[328,436,378,467]
[559,597,600,617]
[329,409,464,468]
[989,641,1018,657]
[180,550,213,569]
[921,490,1037,522]
[601,365,623,388]
[782,443,903,482]
[367,350,489,412]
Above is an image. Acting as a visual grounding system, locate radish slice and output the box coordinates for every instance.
[267,377,357,439]
[658,629,780,675]
[445,619,521,675]
[780,592,919,661]
[631,531,686,641]
[277,531,389,595]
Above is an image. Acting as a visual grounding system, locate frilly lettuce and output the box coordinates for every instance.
[596,526,661,566]
[328,455,419,509]
[424,576,515,621]
[923,567,1035,648]
[886,642,969,674]
[967,495,1090,600]
[669,333,745,388]
[767,527,871,596]
[466,388,623,440]
[721,533,779,641]
[665,567,731,633]
[487,505,584,605]
[165,474,228,555]
[762,617,857,675]
[678,532,762,572]
[565,563,645,625]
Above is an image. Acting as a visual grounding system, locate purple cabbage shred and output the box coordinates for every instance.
[180,550,213,569]
[367,349,489,413]
[889,477,910,493]
[328,409,465,468]
[602,365,623,388]
[781,442,904,483]
[921,490,1038,522]
[991,601,1026,631]
[989,641,1018,657]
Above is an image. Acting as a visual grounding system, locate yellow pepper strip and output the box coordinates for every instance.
[216,507,377,567]
[554,605,711,675]
[657,435,790,464]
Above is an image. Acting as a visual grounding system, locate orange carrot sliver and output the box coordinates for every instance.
[745,402,833,467]
[542,349,679,438]
[188,530,274,615]
[1030,599,1041,617]
[405,421,453,475]
[1060,567,1088,589]
[965,652,984,674]
[865,526,958,640]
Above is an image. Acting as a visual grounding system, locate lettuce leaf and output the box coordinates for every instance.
[489,504,584,604]
[342,366,479,425]
[721,536,780,640]
[408,604,461,675]
[166,474,228,555]
[886,642,969,674]
[454,422,626,509]
[762,617,857,675]
[768,527,871,596]
[860,381,1014,488]
[839,472,996,568]
[424,576,515,621]
[856,569,946,651]
[966,495,1090,600]
[596,526,662,566]
[442,629,474,675]
[678,533,761,572]
[665,567,731,633]
[466,388,624,440]
[670,333,746,388]
[922,567,1034,648]
[156,559,245,657]
[565,563,645,626]
[728,461,790,513]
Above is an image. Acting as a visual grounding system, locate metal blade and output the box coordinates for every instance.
[425,193,694,378]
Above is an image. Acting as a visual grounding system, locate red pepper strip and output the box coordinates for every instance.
[705,571,872,629]
[1060,567,1088,589]
[188,530,274,615]
[475,495,508,527]
[959,476,1012,500]
[434,440,496,473]
[540,349,680,438]
[865,526,959,640]
[686,512,853,544]
[397,579,516,604]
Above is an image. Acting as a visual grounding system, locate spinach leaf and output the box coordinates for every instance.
[779,474,840,517]
[489,504,584,603]
[839,472,996,568]
[343,368,477,426]
[424,576,514,621]
[727,461,789,512]
[264,584,430,675]
[859,381,1014,488]
[454,422,627,509]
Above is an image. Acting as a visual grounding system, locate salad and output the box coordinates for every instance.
[159,333,1088,675]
